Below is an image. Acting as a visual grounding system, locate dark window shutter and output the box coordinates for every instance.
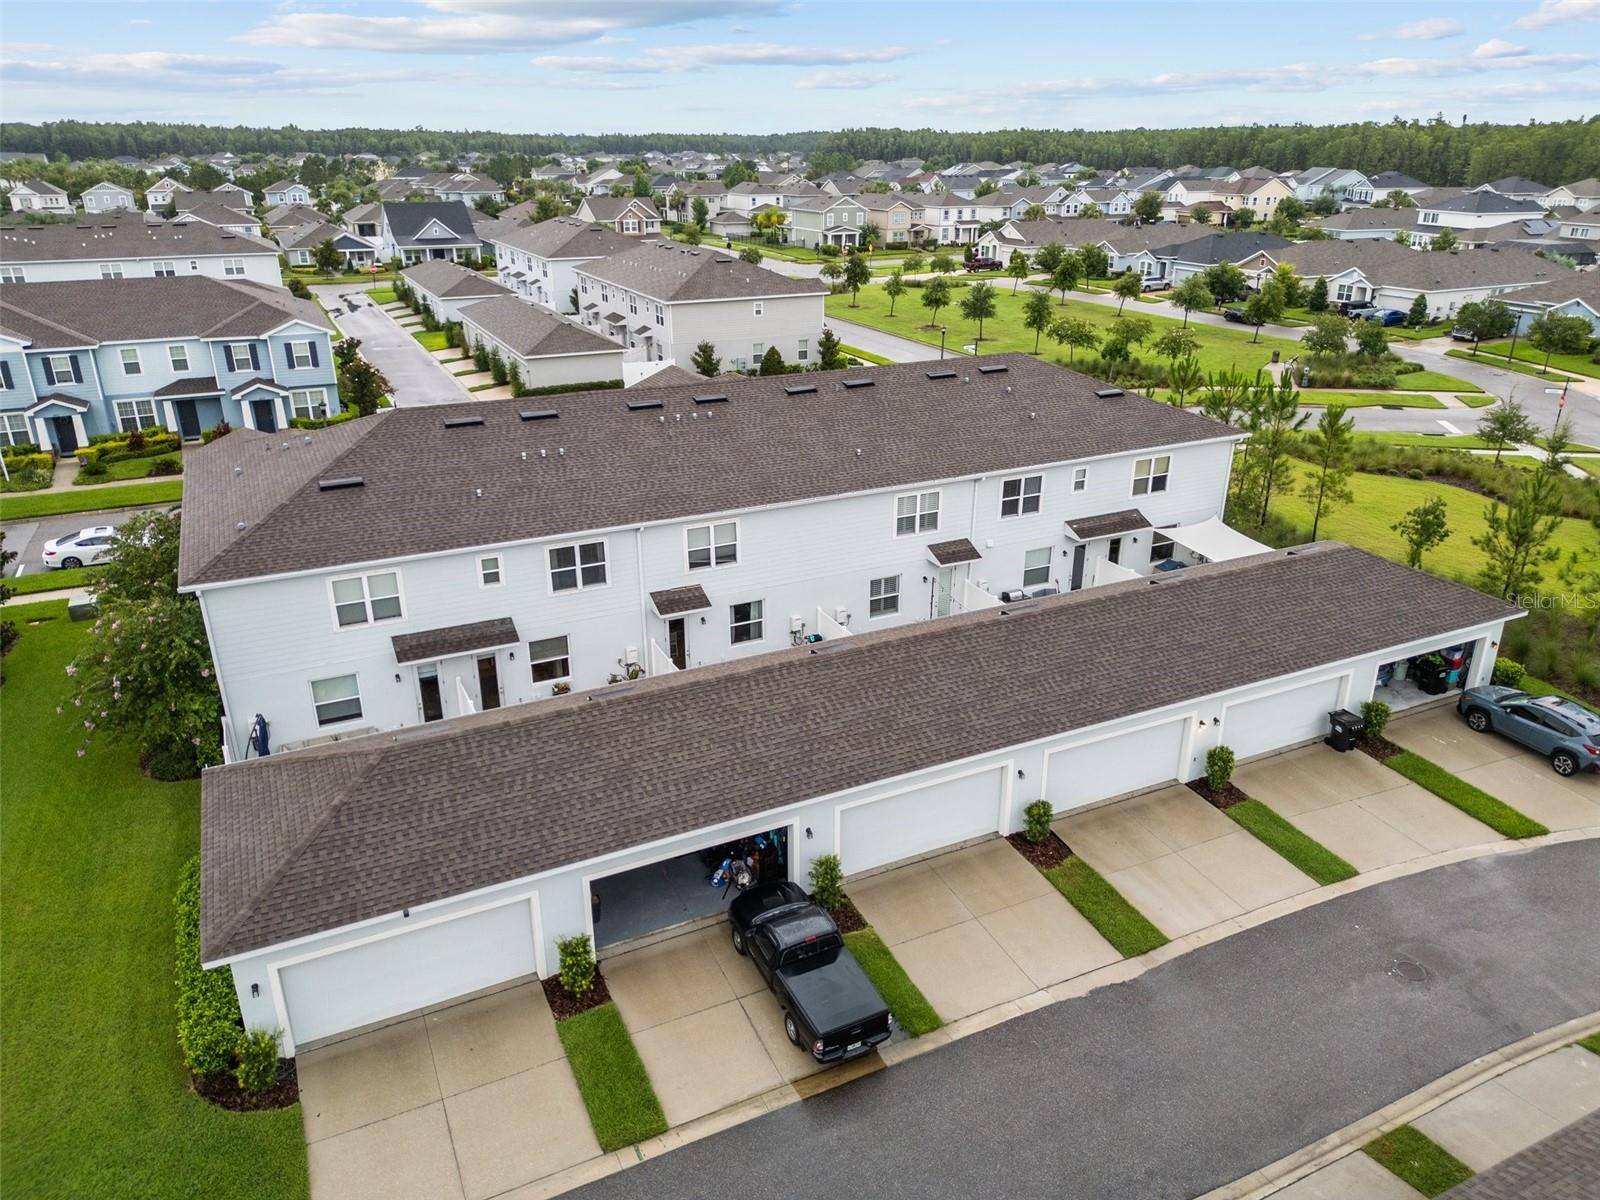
[69,355,82,384]
[42,358,55,386]
[248,345,260,372]
[284,343,294,370]
[1,361,13,389]
[223,345,235,372]
[309,341,319,368]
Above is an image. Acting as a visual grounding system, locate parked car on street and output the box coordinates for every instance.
[1222,307,1248,322]
[41,525,117,570]
[1140,277,1167,292]
[965,257,1002,272]
[729,880,893,1061]
[1449,326,1479,342]
[1457,686,1600,776]
[1373,308,1407,326]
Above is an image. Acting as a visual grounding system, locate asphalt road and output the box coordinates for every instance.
[575,840,1600,1200]
[1,505,163,579]
[311,285,470,408]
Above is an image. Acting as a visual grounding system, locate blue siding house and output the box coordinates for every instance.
[0,277,340,452]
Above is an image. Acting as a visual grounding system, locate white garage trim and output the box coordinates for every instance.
[1039,712,1194,816]
[834,759,1012,875]
[1219,672,1351,761]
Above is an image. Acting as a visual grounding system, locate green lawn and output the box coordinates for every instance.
[411,330,449,351]
[0,479,182,521]
[367,287,397,305]
[1577,459,1600,479]
[75,456,182,485]
[1446,348,1577,384]
[1578,1031,1600,1056]
[842,928,943,1036]
[1383,751,1548,839]
[1399,368,1481,392]
[1298,389,1445,409]
[284,269,398,286]
[1358,433,1498,450]
[8,565,100,594]
[1456,392,1497,408]
[1476,338,1600,380]
[1364,1126,1474,1197]
[1385,325,1452,342]
[0,602,309,1198]
[555,1002,668,1152]
[1270,466,1599,581]
[841,344,893,366]
[1043,857,1168,957]
[1225,799,1358,886]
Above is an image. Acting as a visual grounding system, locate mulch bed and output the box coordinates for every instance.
[542,968,612,1020]
[1186,778,1251,810]
[830,897,868,935]
[192,1059,299,1111]
[1006,830,1072,871]
[1358,733,1404,763]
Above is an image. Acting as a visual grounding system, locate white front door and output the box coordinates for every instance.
[935,567,955,618]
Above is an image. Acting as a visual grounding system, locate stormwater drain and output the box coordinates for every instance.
[1391,957,1429,983]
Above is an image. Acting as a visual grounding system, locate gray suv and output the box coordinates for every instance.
[1457,686,1600,777]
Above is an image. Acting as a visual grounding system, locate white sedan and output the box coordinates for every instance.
[41,526,118,570]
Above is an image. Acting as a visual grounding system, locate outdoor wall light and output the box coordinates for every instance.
[805,827,813,839]
[250,983,259,998]
[394,673,402,683]
[1016,769,1025,779]
[402,908,410,918]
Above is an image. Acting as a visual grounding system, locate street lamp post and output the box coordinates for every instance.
[939,325,947,359]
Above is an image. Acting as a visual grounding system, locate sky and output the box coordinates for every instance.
[2,0,1598,135]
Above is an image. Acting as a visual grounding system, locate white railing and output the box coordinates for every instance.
[1091,559,1141,588]
[649,638,679,675]
[455,676,477,716]
[963,579,1001,611]
[816,608,852,639]
[220,717,238,764]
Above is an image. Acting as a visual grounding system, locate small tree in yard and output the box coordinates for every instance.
[1474,467,1562,599]
[1022,800,1054,844]
[1299,403,1356,539]
[758,346,786,375]
[1152,327,1198,364]
[1203,261,1247,303]
[1050,252,1083,303]
[1527,311,1591,374]
[1430,226,1457,252]
[1112,269,1142,314]
[1392,496,1452,568]
[1307,276,1329,312]
[489,345,508,385]
[1450,299,1515,354]
[1078,243,1110,280]
[1301,313,1351,357]
[738,246,763,265]
[820,258,844,286]
[1205,745,1235,793]
[1023,288,1055,352]
[691,196,710,228]
[808,853,845,910]
[901,251,925,276]
[557,934,597,996]
[1270,264,1304,310]
[929,250,956,275]
[1166,353,1204,408]
[1078,201,1103,221]
[1352,317,1389,359]
[1048,315,1098,363]
[1033,242,1064,274]
[816,327,847,370]
[1478,397,1539,466]
[843,253,872,305]
[960,280,998,341]
[1007,250,1031,291]
[691,339,721,377]
[1406,293,1429,329]
[920,275,952,328]
[883,268,906,316]
[1133,189,1164,224]
[1170,275,1213,327]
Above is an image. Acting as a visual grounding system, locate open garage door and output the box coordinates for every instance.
[839,766,1005,875]
[1044,717,1187,815]
[278,898,538,1050]
[1222,675,1347,761]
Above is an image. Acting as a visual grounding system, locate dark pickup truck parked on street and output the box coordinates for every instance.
[729,881,893,1061]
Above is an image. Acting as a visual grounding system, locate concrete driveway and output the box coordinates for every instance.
[298,980,599,1200]
[311,285,472,408]
[850,840,1119,1020]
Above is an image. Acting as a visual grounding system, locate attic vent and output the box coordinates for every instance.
[692,393,728,405]
[520,408,559,421]
[925,368,957,380]
[1094,387,1125,399]
[443,415,484,428]
[842,378,874,390]
[318,477,365,491]
[977,364,1009,375]
[625,398,664,411]
[783,383,817,395]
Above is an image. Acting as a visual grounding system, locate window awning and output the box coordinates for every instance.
[392,617,520,665]
[650,585,712,617]
[1063,509,1149,541]
[1162,516,1273,564]
[926,538,982,566]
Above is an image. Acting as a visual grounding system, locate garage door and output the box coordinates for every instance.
[1044,717,1187,815]
[839,766,1004,875]
[278,899,538,1049]
[1222,676,1346,761]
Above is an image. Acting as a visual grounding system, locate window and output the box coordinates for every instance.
[1335,283,1354,303]
[1072,466,1088,493]
[730,600,764,644]
[223,259,245,276]
[0,266,24,283]
[549,540,607,591]
[330,571,402,627]
[753,301,764,317]
[46,354,74,383]
[1150,532,1175,562]
[529,636,570,684]
[797,338,809,362]
[168,344,190,372]
[289,342,314,369]
[479,555,503,587]
[290,389,327,420]
[895,490,940,535]
[752,342,764,361]
[113,399,156,433]
[154,260,176,277]
[226,342,254,372]
[1023,546,1053,588]
[99,262,124,280]
[311,674,363,726]
[1,413,30,446]
[1000,474,1043,518]
[686,521,737,569]
[869,575,900,617]
[1132,455,1170,496]
[119,347,142,376]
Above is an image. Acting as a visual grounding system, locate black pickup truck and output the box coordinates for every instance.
[729,881,893,1062]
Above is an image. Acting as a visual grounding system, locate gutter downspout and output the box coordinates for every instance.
[635,527,650,668]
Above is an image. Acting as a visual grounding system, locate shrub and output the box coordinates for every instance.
[1360,699,1392,739]
[1205,745,1236,792]
[235,1028,281,1094]
[1022,799,1054,844]
[286,277,312,299]
[174,857,243,1076]
[78,458,109,478]
[818,243,841,257]
[201,421,232,444]
[557,933,597,996]
[808,853,845,910]
[147,454,183,477]
[473,341,491,372]
[126,428,147,452]
[1492,656,1525,687]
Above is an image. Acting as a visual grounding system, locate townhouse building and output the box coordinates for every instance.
[175,354,1246,759]
[484,216,637,312]
[264,180,314,208]
[1417,191,1546,232]
[456,296,626,390]
[0,213,281,287]
[0,276,340,453]
[1541,178,1600,213]
[399,259,511,322]
[81,182,137,214]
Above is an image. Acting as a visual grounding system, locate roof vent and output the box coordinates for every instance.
[443,415,484,428]
[783,383,817,395]
[977,364,1009,375]
[1095,387,1125,399]
[318,476,365,491]
[625,398,664,411]
[925,368,957,380]
[842,378,874,390]
[692,393,728,405]
[519,408,559,421]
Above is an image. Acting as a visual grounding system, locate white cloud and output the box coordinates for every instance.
[1473,38,1530,57]
[128,18,153,26]
[794,69,897,90]
[1513,0,1600,28]
[1,51,431,96]
[533,42,909,73]
[1361,17,1464,40]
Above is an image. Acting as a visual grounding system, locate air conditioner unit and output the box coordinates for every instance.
[1026,585,1060,599]
[1000,589,1029,603]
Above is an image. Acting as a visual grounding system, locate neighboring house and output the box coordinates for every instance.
[6,180,72,215]
[0,211,280,287]
[1363,171,1429,202]
[0,276,340,453]
[169,199,260,237]
[994,186,1071,221]
[1539,178,1600,214]
[1060,187,1135,217]
[574,166,625,196]
[210,181,257,207]
[1318,206,1427,243]
[484,216,636,312]
[144,177,190,208]
[1243,239,1416,308]
[783,195,871,249]
[1499,272,1600,336]
[573,240,825,370]
[852,192,921,246]
[573,195,662,235]
[1477,176,1550,203]
[374,178,418,201]
[417,172,506,206]
[264,180,314,208]
[264,204,332,234]
[1366,247,1565,320]
[376,201,481,264]
[277,221,379,269]
[1417,191,1547,231]
[975,218,1214,274]
[910,194,1008,246]
[400,259,511,322]
[457,295,626,389]
[1214,175,1296,218]
[1144,231,1294,285]
[81,181,137,214]
[1283,168,1371,208]
[341,202,382,241]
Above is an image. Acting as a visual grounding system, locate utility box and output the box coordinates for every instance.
[1325,708,1365,753]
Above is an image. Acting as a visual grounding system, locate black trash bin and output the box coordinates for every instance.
[1325,708,1365,752]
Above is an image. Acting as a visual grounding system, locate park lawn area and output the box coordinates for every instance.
[411,330,449,351]
[8,565,101,594]
[1358,432,1498,449]
[1576,459,1600,479]
[1398,368,1480,392]
[1455,392,1497,408]
[0,602,309,1198]
[1446,348,1577,384]
[1272,464,1599,580]
[1477,338,1600,380]
[826,282,1306,376]
[0,479,182,521]
[1298,389,1444,409]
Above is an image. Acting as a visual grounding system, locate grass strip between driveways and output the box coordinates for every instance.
[1577,1032,1600,1056]
[1224,800,1358,886]
[0,479,182,520]
[1043,857,1168,957]
[555,1001,668,1152]
[411,329,449,351]
[842,928,942,1036]
[1384,751,1548,839]
[1363,1126,1474,1197]
[841,343,893,366]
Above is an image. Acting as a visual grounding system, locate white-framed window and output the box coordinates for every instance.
[686,521,738,570]
[752,342,764,361]
[1132,455,1170,496]
[479,554,503,587]
[99,262,124,280]
[1151,532,1176,562]
[529,635,571,685]
[46,354,74,383]
[168,344,190,372]
[223,258,245,276]
[119,347,142,376]
[895,490,940,535]
[1,413,31,445]
[154,260,176,277]
[311,674,363,726]
[330,571,403,627]
[227,342,253,372]
[289,342,314,369]
[113,398,157,433]
[1000,473,1043,518]
[654,303,664,325]
[1072,466,1088,492]
[0,266,25,284]
[753,301,764,317]
[549,540,607,592]
[869,575,900,617]
[1335,284,1353,302]
[797,338,809,361]
[1023,546,1053,588]
[290,389,327,420]
[730,599,764,644]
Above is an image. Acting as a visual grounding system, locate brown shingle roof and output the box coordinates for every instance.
[576,241,825,303]
[927,538,982,565]
[401,259,511,300]
[199,542,1519,960]
[0,212,275,263]
[154,375,221,397]
[485,216,635,261]
[456,296,620,358]
[391,617,520,664]
[1065,509,1149,540]
[650,584,712,616]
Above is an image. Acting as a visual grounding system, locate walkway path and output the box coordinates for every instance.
[310,285,471,408]
[823,315,946,364]
[572,840,1600,1200]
